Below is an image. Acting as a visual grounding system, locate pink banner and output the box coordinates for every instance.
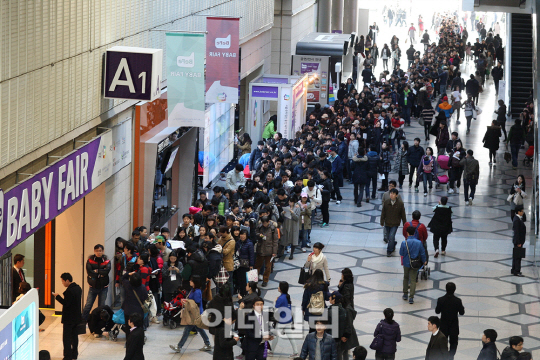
[206,17,239,103]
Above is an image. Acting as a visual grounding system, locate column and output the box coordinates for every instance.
[343,0,358,35]
[331,0,343,33]
[318,0,332,33]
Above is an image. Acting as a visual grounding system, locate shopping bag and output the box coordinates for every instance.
[298,266,310,285]
[246,269,259,282]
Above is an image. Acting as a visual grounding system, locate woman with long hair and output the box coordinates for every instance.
[235,229,254,297]
[509,174,527,221]
[162,251,183,303]
[419,147,437,196]
[236,133,252,156]
[394,141,409,189]
[271,281,299,357]
[301,269,330,332]
[170,277,213,353]
[238,281,261,309]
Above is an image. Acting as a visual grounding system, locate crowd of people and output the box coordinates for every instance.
[23,10,536,360]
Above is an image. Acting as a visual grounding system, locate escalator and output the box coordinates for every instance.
[510,13,533,118]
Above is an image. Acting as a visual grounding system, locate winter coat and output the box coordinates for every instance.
[379,149,392,173]
[237,141,251,156]
[281,203,301,246]
[460,156,480,183]
[483,126,501,150]
[182,249,209,281]
[500,346,520,360]
[348,140,360,159]
[366,151,379,176]
[255,223,279,256]
[301,283,330,321]
[428,205,453,235]
[249,147,263,171]
[496,104,507,123]
[122,274,148,324]
[466,78,480,96]
[262,121,276,139]
[508,124,526,146]
[438,101,454,118]
[352,155,370,184]
[300,332,337,360]
[407,145,425,167]
[86,255,111,289]
[374,320,402,354]
[394,149,409,175]
[300,203,312,230]
[449,148,466,168]
[399,237,427,268]
[337,282,354,306]
[477,341,498,360]
[435,293,465,337]
[218,234,236,272]
[338,141,348,161]
[380,197,407,227]
[162,261,183,295]
[436,125,450,149]
[399,90,415,108]
[236,239,255,267]
[205,245,223,279]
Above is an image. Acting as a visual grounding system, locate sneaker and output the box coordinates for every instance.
[429,188,432,193]
[409,297,414,304]
[170,345,181,353]
[447,188,454,194]
[402,293,408,300]
[259,274,264,281]
[409,184,412,188]
[301,248,307,252]
[199,345,213,352]
[336,200,341,205]
[415,187,419,192]
[262,282,268,287]
[151,316,160,324]
[456,187,460,194]
[190,330,197,335]
[357,203,362,207]
[366,198,370,203]
[434,250,439,258]
[320,222,328,227]
[469,197,473,206]
[424,192,428,197]
[441,251,446,255]
[489,161,492,165]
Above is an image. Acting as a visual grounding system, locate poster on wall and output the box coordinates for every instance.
[206,17,240,104]
[166,33,205,127]
[292,55,329,106]
[280,87,292,139]
[111,119,132,174]
[292,81,305,135]
[0,132,117,257]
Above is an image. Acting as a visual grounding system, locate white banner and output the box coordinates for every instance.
[279,87,292,139]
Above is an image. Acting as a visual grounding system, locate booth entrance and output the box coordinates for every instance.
[248,74,308,144]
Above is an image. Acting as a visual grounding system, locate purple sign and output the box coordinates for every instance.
[261,77,289,84]
[300,62,320,74]
[0,326,12,360]
[0,134,112,257]
[251,86,279,99]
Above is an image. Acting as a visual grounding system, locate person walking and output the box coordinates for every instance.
[300,320,337,360]
[124,312,145,360]
[460,149,480,206]
[509,175,527,221]
[242,297,274,360]
[435,282,465,360]
[435,121,449,156]
[403,210,429,262]
[301,270,330,332]
[428,197,453,258]
[507,119,526,170]
[477,329,499,360]
[82,244,111,321]
[501,336,524,360]
[491,61,504,95]
[328,291,358,360]
[465,74,480,106]
[425,316,449,360]
[328,147,344,204]
[304,243,331,282]
[408,23,417,44]
[399,226,427,304]
[372,308,401,360]
[408,138,425,192]
[421,102,436,142]
[495,100,508,142]
[461,95,477,134]
[511,205,526,277]
[352,148,370,207]
[254,216,279,287]
[53,273,83,360]
[381,189,407,257]
[418,147,437,196]
[448,141,465,195]
[271,281,299,357]
[482,120,502,165]
[394,142,409,189]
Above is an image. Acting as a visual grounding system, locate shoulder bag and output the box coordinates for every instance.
[405,239,423,270]
[133,290,150,315]
[370,322,385,351]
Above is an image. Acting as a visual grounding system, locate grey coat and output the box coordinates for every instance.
[394,149,409,174]
[281,203,301,246]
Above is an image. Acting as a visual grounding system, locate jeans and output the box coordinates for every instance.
[440,84,447,95]
[433,233,448,251]
[383,59,389,70]
[403,266,419,298]
[331,175,343,201]
[402,107,411,125]
[271,323,298,355]
[449,167,463,189]
[511,143,520,167]
[63,323,79,360]
[300,227,309,248]
[385,226,398,254]
[466,116,473,131]
[368,173,378,198]
[422,173,433,193]
[82,287,108,321]
[347,159,354,180]
[178,325,210,348]
[354,183,368,204]
[463,179,477,200]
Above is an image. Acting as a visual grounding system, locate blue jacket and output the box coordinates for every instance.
[235,239,255,267]
[274,293,293,324]
[249,147,263,170]
[366,151,379,176]
[399,237,427,268]
[300,332,337,360]
[330,155,343,175]
[338,141,348,161]
[188,288,204,314]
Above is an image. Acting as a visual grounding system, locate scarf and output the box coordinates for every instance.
[311,252,326,267]
[403,89,410,106]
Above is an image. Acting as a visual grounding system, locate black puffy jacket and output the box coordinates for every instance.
[184,249,209,281]
[86,255,111,289]
[407,145,425,167]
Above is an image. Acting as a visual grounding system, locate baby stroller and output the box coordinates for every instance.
[109,309,149,342]
[523,146,534,167]
[435,155,450,190]
[162,289,186,329]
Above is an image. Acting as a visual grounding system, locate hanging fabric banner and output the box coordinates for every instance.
[166,33,205,127]
[205,17,240,104]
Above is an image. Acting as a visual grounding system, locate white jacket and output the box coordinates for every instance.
[226,169,246,190]
[302,186,322,210]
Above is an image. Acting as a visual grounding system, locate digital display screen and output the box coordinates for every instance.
[0,302,36,360]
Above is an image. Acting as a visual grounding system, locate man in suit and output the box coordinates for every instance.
[426,316,448,360]
[511,205,526,276]
[53,273,83,360]
[242,297,274,360]
[124,312,145,360]
[435,282,465,359]
[12,254,26,302]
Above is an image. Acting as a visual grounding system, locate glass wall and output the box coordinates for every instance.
[10,235,35,288]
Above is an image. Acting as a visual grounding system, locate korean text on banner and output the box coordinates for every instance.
[166,33,205,127]
[280,87,292,139]
[206,17,240,104]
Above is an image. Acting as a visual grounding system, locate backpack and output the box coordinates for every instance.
[307,291,325,315]
[413,222,422,240]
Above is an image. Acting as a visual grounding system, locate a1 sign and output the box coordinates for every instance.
[104,46,163,101]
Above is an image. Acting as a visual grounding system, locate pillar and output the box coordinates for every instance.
[318,0,332,33]
[343,0,358,35]
[331,0,344,33]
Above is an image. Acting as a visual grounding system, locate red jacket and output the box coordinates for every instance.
[403,220,428,243]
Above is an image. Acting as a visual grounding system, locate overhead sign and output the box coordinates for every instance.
[104,46,163,101]
[206,17,240,104]
[166,33,206,127]
[0,131,121,257]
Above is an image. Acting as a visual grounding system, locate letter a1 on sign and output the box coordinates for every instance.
[104,46,163,101]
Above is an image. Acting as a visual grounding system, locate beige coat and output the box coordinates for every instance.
[218,234,236,271]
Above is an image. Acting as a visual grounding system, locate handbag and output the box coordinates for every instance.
[133,290,150,315]
[307,291,325,315]
[405,239,423,270]
[370,323,385,351]
[298,266,311,285]
[76,322,87,335]
[418,116,425,126]
[246,268,259,282]
[504,151,511,163]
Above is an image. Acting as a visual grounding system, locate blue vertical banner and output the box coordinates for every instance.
[166,33,205,127]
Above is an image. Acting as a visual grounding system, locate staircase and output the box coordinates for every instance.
[510,13,533,118]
